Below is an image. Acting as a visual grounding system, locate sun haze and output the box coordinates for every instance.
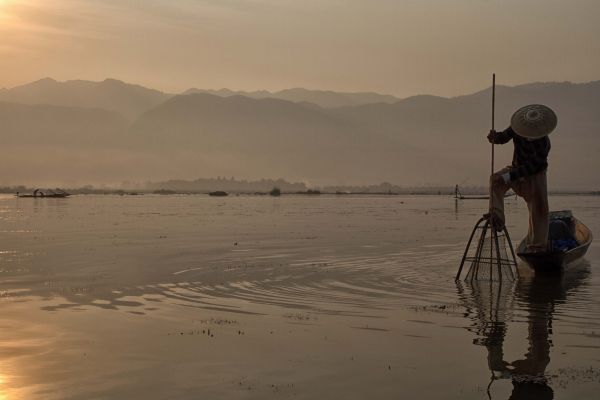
[1,0,599,97]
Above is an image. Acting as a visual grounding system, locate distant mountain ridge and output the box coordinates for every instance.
[1,78,599,189]
[0,78,402,118]
[183,87,400,108]
[0,78,171,120]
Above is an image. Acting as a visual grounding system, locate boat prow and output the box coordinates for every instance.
[517,210,593,273]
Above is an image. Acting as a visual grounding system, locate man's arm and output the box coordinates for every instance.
[487,127,514,144]
[509,137,551,181]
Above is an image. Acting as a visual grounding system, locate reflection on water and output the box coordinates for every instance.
[0,194,598,399]
[460,262,592,399]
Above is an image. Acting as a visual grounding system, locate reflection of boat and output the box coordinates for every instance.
[517,210,592,272]
[208,191,228,197]
[16,188,70,198]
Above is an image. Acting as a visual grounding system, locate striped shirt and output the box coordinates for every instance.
[491,127,551,181]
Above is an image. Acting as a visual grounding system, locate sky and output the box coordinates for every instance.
[1,0,599,97]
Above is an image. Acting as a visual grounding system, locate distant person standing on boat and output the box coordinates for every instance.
[487,104,557,253]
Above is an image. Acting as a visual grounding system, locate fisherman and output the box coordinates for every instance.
[487,104,557,253]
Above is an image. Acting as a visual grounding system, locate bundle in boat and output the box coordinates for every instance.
[517,210,593,272]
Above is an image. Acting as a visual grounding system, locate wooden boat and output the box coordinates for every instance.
[454,185,515,200]
[455,194,491,200]
[16,189,70,198]
[208,191,228,197]
[517,210,592,272]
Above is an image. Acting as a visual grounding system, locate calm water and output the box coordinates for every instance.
[0,194,599,399]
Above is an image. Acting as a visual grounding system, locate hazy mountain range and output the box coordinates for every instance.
[183,87,400,108]
[1,78,599,189]
[0,78,400,118]
[0,78,170,120]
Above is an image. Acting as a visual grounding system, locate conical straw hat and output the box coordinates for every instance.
[510,104,557,139]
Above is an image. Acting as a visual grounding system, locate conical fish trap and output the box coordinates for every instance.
[458,217,517,282]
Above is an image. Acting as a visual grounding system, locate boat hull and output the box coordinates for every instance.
[517,212,592,273]
[208,191,228,197]
[17,194,69,198]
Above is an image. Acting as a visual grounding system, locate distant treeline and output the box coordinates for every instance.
[1,179,598,196]
[147,178,465,194]
[145,177,308,193]
[324,182,456,195]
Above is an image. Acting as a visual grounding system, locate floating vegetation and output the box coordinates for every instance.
[282,313,316,321]
[548,366,600,389]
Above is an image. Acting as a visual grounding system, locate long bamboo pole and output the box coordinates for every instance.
[489,74,496,275]
[491,74,495,179]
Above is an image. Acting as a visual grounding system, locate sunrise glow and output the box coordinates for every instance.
[0,1,599,399]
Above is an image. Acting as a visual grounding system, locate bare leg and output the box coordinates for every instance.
[489,167,511,228]
[526,171,549,250]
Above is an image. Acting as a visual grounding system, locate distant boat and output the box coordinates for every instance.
[209,191,228,197]
[295,189,321,195]
[454,185,515,200]
[153,189,177,195]
[16,188,70,198]
[517,210,592,273]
